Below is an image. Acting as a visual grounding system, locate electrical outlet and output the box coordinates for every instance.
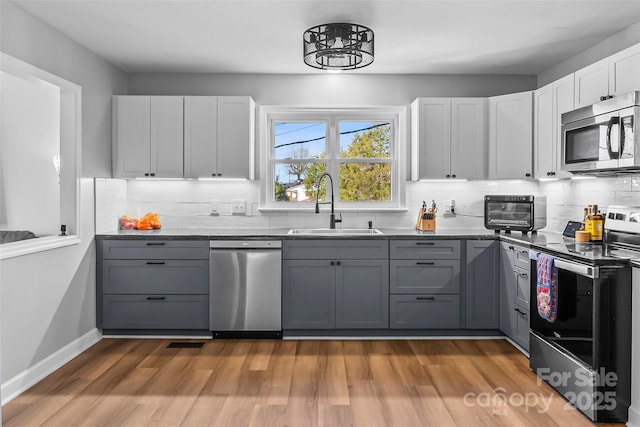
[231,199,246,215]
[210,200,220,216]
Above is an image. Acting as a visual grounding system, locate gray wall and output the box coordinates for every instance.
[538,20,640,87]
[127,73,537,104]
[0,0,126,398]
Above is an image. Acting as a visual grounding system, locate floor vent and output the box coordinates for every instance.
[166,342,205,349]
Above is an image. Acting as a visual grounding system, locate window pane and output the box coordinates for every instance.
[274,162,327,202]
[274,122,326,159]
[339,121,391,159]
[339,163,391,201]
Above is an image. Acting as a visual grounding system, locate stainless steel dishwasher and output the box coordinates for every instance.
[209,240,282,338]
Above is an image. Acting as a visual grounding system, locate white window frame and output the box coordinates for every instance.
[0,53,82,259]
[259,106,407,212]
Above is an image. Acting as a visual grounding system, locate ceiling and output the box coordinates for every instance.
[11,0,640,75]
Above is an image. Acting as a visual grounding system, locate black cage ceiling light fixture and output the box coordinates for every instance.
[303,23,374,71]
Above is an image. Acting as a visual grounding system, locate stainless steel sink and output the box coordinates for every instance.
[287,228,384,235]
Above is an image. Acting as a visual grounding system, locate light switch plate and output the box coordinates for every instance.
[232,199,246,215]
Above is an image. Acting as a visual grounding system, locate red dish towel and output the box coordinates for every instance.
[536,253,558,323]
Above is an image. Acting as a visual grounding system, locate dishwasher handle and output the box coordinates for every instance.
[209,240,282,249]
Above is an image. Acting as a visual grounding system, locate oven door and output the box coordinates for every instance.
[529,256,596,368]
[562,110,621,172]
[484,201,533,230]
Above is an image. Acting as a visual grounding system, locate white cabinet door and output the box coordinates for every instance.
[217,96,255,179]
[534,83,554,179]
[150,96,184,178]
[451,98,487,180]
[552,74,574,179]
[574,58,609,108]
[412,98,451,179]
[113,96,151,178]
[184,96,255,179]
[608,43,640,97]
[488,91,533,179]
[184,96,219,178]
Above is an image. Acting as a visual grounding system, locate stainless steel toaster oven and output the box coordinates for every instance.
[484,195,547,233]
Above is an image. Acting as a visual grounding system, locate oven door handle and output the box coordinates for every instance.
[553,258,599,279]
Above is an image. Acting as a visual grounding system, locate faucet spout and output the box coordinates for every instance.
[315,172,341,229]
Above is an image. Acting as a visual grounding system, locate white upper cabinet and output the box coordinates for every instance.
[488,91,533,180]
[534,74,574,179]
[608,43,640,97]
[113,96,184,178]
[574,42,640,108]
[411,97,486,180]
[184,96,255,179]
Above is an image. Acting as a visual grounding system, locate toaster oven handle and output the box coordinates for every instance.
[554,258,599,279]
[606,116,620,160]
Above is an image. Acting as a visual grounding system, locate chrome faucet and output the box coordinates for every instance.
[315,172,342,229]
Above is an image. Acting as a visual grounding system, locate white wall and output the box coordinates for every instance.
[128,73,537,105]
[0,72,60,235]
[0,0,126,407]
[538,20,640,87]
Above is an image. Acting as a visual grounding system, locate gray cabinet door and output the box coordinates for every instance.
[102,295,209,330]
[499,244,518,336]
[282,260,336,329]
[390,259,460,294]
[100,240,209,260]
[102,260,209,294]
[390,240,460,259]
[389,295,460,329]
[283,240,388,260]
[466,240,499,329]
[336,259,389,329]
[513,307,530,351]
[514,267,530,310]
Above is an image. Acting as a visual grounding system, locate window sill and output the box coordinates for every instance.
[258,207,409,213]
[0,235,80,260]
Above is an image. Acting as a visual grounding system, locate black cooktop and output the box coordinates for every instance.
[530,238,640,266]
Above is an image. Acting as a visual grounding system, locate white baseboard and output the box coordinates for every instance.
[1,328,102,405]
[628,405,640,427]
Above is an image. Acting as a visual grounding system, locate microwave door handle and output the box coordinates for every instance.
[553,258,598,279]
[606,116,620,159]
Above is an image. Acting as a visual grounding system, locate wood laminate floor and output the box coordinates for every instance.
[2,338,625,427]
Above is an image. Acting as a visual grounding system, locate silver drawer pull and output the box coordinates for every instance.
[416,262,435,265]
[146,242,166,246]
[416,296,436,300]
[146,261,166,265]
[146,296,166,301]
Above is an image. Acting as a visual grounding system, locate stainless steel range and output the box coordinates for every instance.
[529,205,640,423]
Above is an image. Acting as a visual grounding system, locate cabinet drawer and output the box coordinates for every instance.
[283,240,388,260]
[514,266,530,310]
[100,240,208,260]
[102,295,209,330]
[501,241,530,271]
[102,260,209,294]
[390,240,460,259]
[389,295,460,329]
[514,307,530,351]
[390,260,460,294]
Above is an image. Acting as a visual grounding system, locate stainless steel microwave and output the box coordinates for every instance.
[484,195,547,233]
[561,91,639,174]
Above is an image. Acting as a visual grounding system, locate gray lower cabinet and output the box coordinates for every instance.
[499,241,531,351]
[389,240,461,329]
[282,240,389,330]
[97,239,209,331]
[390,295,460,329]
[465,240,500,329]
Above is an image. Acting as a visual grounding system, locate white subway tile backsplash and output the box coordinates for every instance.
[94,174,640,234]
